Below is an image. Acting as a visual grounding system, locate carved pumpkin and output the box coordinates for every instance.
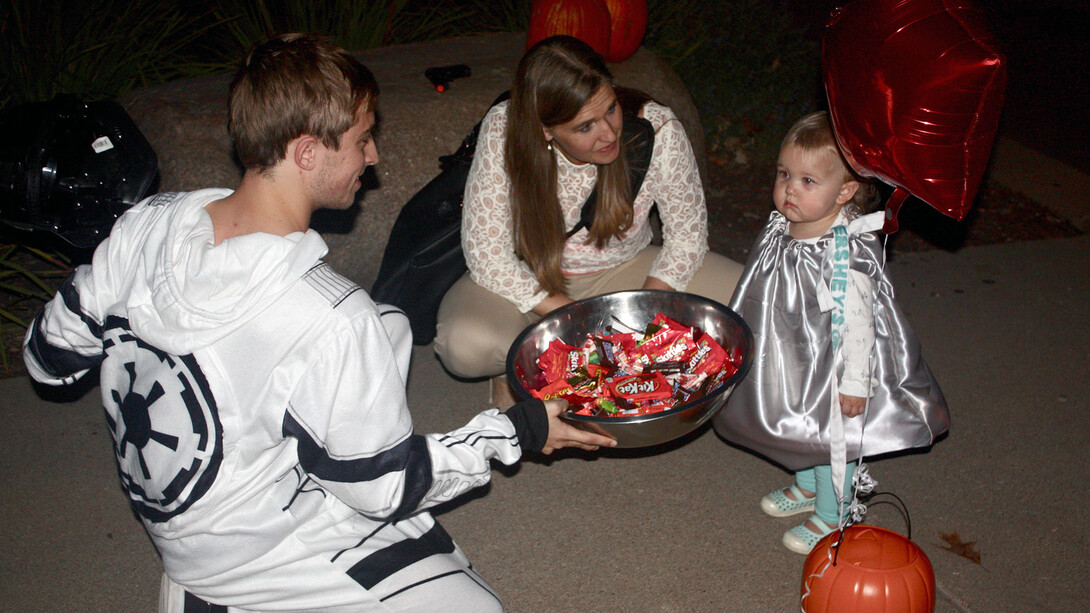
[801,526,935,613]
[526,0,612,58]
[602,0,648,63]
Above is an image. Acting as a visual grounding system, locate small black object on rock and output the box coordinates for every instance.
[424,64,471,92]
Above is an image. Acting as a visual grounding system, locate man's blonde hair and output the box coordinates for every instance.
[228,33,378,171]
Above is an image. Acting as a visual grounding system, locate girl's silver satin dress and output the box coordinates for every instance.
[713,211,950,471]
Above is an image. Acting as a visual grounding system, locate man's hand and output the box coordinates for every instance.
[540,399,617,454]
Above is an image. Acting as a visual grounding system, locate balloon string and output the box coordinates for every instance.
[843,231,887,527]
[803,223,899,610]
[800,548,835,608]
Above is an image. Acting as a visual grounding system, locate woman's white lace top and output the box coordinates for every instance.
[462,100,709,312]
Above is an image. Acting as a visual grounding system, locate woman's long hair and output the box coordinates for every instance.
[506,36,635,296]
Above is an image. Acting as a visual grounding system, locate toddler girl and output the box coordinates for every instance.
[713,111,950,554]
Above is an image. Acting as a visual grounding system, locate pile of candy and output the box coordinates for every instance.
[520,312,743,417]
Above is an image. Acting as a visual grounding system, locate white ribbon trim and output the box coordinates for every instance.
[828,224,850,515]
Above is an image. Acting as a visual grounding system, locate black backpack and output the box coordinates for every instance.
[0,94,158,249]
[371,90,655,345]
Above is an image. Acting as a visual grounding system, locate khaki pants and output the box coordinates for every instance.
[434,248,744,378]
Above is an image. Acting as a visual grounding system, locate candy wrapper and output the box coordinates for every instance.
[527,312,743,417]
[537,338,582,381]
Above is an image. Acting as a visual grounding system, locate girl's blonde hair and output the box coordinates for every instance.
[782,111,879,215]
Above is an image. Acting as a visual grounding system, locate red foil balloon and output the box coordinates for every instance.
[823,0,1007,233]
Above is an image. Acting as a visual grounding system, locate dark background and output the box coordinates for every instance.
[702,0,1088,262]
[786,0,1090,174]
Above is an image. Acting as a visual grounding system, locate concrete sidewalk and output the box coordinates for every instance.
[989,136,1090,232]
[2,227,1087,611]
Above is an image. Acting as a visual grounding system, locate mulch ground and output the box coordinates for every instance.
[1,160,1082,379]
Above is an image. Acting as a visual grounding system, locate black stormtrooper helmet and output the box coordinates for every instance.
[0,94,158,249]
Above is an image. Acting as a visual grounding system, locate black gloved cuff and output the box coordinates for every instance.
[503,398,549,453]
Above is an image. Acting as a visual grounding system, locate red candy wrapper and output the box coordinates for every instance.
[607,372,673,403]
[651,312,693,335]
[531,378,575,401]
[687,333,728,377]
[524,311,741,418]
[537,338,581,381]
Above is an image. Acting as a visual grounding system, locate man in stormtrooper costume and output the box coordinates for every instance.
[24,33,615,612]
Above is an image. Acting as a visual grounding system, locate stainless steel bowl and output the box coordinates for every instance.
[506,290,753,448]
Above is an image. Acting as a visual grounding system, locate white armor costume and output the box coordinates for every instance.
[24,189,535,612]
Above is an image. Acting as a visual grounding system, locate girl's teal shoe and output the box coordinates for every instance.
[782,515,837,554]
[760,484,816,518]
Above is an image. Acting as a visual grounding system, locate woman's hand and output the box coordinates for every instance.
[531,293,575,317]
[541,399,617,454]
[641,276,675,291]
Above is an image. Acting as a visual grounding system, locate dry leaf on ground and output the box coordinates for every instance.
[938,531,982,565]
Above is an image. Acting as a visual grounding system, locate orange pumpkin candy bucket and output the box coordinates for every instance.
[801,525,935,613]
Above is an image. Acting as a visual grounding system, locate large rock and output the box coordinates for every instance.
[120,32,705,288]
